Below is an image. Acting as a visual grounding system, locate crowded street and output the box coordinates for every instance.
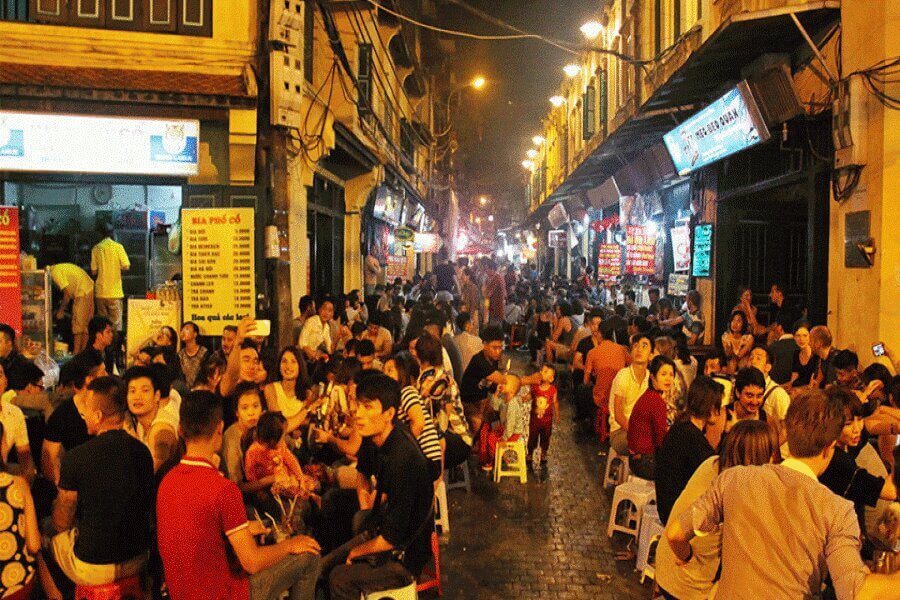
[0,0,899,599]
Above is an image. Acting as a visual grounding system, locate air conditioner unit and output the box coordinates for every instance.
[743,55,803,126]
[832,75,867,169]
[270,50,304,128]
[269,0,303,47]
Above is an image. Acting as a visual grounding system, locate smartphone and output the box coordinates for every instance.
[252,319,271,337]
[872,343,885,357]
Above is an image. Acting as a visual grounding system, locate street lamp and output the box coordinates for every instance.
[522,159,536,170]
[563,64,581,78]
[479,196,489,206]
[549,95,566,107]
[580,20,604,40]
[526,149,538,159]
[438,76,488,137]
[532,135,545,146]
[471,76,486,90]
[488,215,494,222]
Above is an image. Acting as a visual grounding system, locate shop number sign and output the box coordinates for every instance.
[182,208,255,335]
[625,225,656,275]
[692,223,713,277]
[0,208,21,335]
[597,243,622,277]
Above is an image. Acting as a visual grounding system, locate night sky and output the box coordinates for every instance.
[436,0,605,223]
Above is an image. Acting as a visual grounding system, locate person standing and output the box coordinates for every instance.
[767,315,799,384]
[481,259,506,328]
[90,223,130,332]
[432,248,458,295]
[364,254,382,299]
[49,263,95,354]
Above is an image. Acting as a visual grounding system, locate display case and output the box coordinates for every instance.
[20,269,53,357]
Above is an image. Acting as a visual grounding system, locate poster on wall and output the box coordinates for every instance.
[625,225,656,275]
[127,299,181,363]
[692,223,713,277]
[182,208,255,335]
[597,243,623,277]
[548,229,567,248]
[670,225,691,272]
[667,273,690,297]
[386,255,408,282]
[0,207,21,335]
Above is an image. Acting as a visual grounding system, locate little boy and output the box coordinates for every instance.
[528,365,558,474]
[480,374,529,470]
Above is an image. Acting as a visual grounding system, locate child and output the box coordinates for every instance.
[528,365,558,473]
[480,374,529,470]
[244,411,319,502]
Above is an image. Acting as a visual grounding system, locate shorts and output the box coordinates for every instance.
[71,293,95,335]
[95,298,123,331]
[50,528,146,586]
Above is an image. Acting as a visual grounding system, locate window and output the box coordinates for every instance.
[19,0,213,35]
[598,69,608,136]
[583,80,597,140]
[400,118,415,172]
[674,0,681,38]
[304,0,314,83]
[654,0,662,56]
[358,43,373,120]
[1,0,27,21]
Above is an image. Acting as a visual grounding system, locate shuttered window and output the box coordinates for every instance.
[583,81,596,141]
[23,0,211,35]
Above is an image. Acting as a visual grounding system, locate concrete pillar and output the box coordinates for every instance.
[343,168,382,294]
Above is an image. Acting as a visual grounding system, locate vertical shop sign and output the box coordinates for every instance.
[0,207,21,334]
[625,225,656,275]
[182,208,255,335]
[692,223,713,277]
[597,243,623,277]
[670,225,691,272]
[386,255,408,282]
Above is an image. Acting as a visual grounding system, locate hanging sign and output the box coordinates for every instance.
[625,225,656,275]
[414,232,440,253]
[597,243,623,277]
[182,208,255,335]
[385,254,408,282]
[0,207,21,335]
[548,229,567,248]
[667,273,690,297]
[670,225,691,272]
[394,226,415,245]
[0,111,199,176]
[692,223,713,277]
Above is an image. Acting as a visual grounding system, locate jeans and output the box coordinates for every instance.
[249,552,320,600]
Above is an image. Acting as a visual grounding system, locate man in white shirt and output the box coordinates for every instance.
[362,314,393,360]
[299,299,336,362]
[748,345,791,445]
[608,333,653,455]
[454,312,483,374]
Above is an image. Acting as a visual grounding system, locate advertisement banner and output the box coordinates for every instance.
[548,229,567,249]
[597,243,622,277]
[386,254,408,282]
[414,232,441,253]
[182,208,255,335]
[667,273,690,297]
[692,223,713,277]
[126,299,181,363]
[625,225,656,275]
[670,225,691,272]
[0,111,199,176]
[0,207,21,335]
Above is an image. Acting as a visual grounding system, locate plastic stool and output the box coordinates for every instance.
[416,531,443,596]
[493,439,527,483]
[602,447,630,488]
[607,478,656,539]
[75,575,143,600]
[636,503,665,579]
[361,581,418,599]
[444,461,471,493]
[434,478,450,535]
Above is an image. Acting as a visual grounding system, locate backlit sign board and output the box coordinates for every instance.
[0,111,199,176]
[663,82,770,176]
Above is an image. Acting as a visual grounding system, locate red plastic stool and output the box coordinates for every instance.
[75,575,143,600]
[416,531,443,596]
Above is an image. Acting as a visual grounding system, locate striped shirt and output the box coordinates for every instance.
[399,386,443,464]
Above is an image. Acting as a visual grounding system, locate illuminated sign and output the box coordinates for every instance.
[597,243,622,277]
[692,223,713,277]
[0,111,199,176]
[625,225,656,275]
[663,82,770,175]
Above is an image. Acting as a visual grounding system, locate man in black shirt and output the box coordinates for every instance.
[459,325,506,431]
[432,248,458,294]
[573,310,603,422]
[49,375,154,588]
[0,322,35,391]
[330,375,434,600]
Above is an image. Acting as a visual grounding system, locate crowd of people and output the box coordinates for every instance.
[0,246,899,599]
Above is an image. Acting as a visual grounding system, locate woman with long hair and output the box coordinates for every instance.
[627,355,677,479]
[656,420,778,600]
[788,323,818,392]
[721,310,754,373]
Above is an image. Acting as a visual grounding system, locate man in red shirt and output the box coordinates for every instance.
[157,390,320,600]
[481,258,506,327]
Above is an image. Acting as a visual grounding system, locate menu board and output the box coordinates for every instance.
[0,207,21,334]
[670,225,691,272]
[692,223,713,277]
[597,243,622,277]
[182,208,255,335]
[386,254,408,282]
[625,225,656,275]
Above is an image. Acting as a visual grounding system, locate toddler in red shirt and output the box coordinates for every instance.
[244,412,319,501]
[528,365,558,472]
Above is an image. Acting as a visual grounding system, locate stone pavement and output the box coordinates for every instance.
[432,354,651,599]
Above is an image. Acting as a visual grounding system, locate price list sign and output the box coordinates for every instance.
[182,208,255,335]
[597,243,622,277]
[625,225,656,275]
[0,208,21,334]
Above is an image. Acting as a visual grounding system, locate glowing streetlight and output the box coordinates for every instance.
[563,64,582,78]
[479,196,489,206]
[522,159,536,170]
[471,76,486,90]
[488,215,494,222]
[532,135,545,146]
[549,95,566,107]
[526,149,538,159]
[580,20,604,40]
[475,216,482,224]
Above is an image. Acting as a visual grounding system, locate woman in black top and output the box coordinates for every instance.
[654,376,724,523]
[789,324,819,389]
